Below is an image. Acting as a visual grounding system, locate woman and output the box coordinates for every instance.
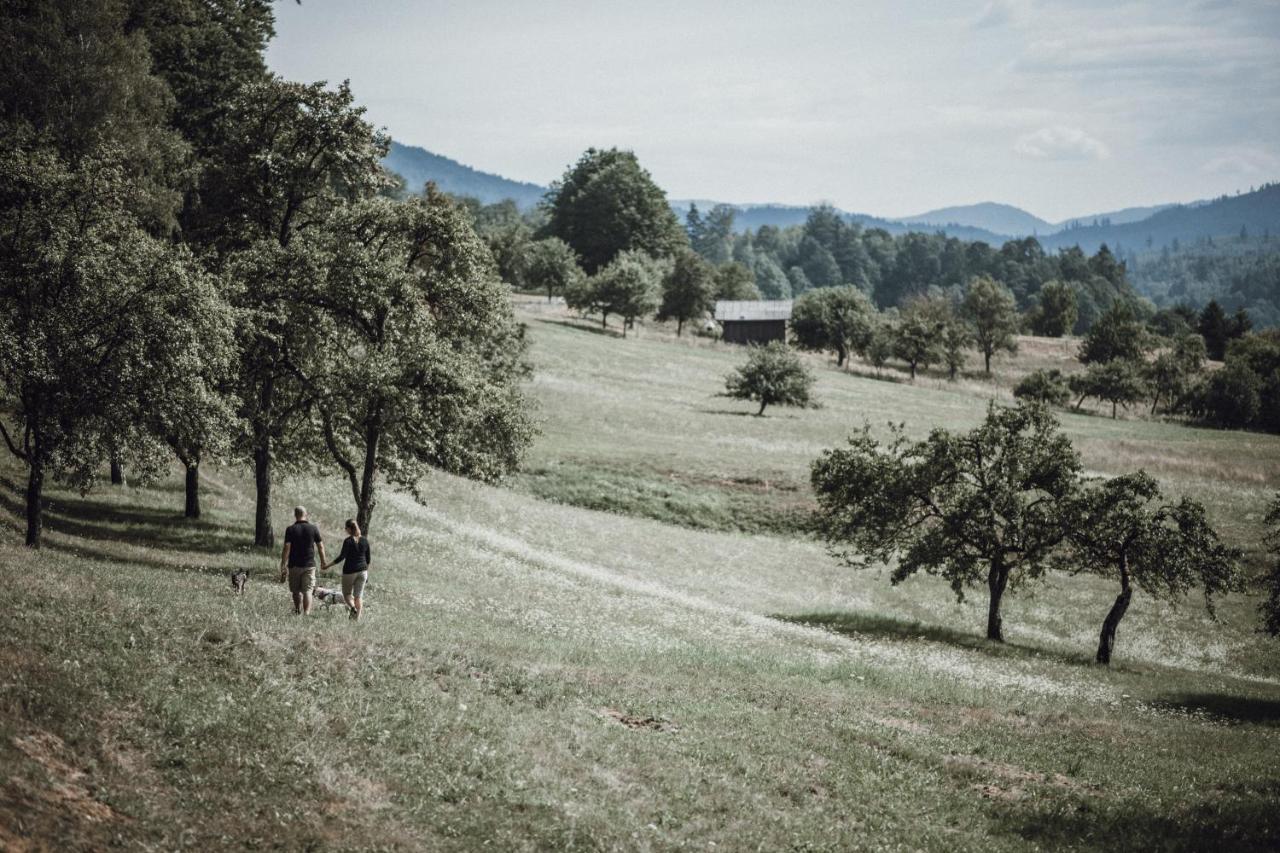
[326,518,371,620]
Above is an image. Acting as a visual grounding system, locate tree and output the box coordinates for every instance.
[0,145,231,546]
[1069,360,1148,418]
[789,287,876,368]
[865,322,895,374]
[753,255,792,299]
[1146,333,1205,414]
[1066,472,1240,664]
[724,343,817,416]
[306,194,535,533]
[1014,369,1071,407]
[524,237,583,302]
[659,249,716,336]
[1028,280,1078,337]
[1079,301,1147,365]
[962,276,1019,374]
[541,148,685,274]
[714,262,761,301]
[892,310,943,380]
[1262,494,1280,637]
[1198,300,1230,361]
[1189,361,1262,428]
[592,250,663,336]
[0,1,231,545]
[812,402,1081,641]
[210,77,389,546]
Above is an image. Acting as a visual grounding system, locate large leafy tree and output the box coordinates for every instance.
[1028,280,1078,338]
[892,308,944,380]
[713,262,761,301]
[209,77,389,546]
[542,148,685,274]
[962,275,1019,374]
[658,249,716,336]
[1066,472,1241,664]
[1079,300,1147,365]
[812,403,1081,641]
[724,343,817,416]
[305,193,535,533]
[790,287,876,368]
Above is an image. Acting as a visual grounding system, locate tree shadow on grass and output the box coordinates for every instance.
[779,611,1095,667]
[692,408,756,417]
[1148,693,1280,726]
[998,784,1280,852]
[537,318,624,338]
[0,477,249,555]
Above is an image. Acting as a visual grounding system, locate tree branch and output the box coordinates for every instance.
[0,421,27,461]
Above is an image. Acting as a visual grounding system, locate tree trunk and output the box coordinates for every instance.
[1111,400,1117,419]
[25,457,44,548]
[986,559,1009,642]
[984,350,992,374]
[677,318,684,337]
[601,313,608,329]
[356,421,381,535]
[909,361,917,380]
[253,442,273,547]
[757,399,767,416]
[837,346,847,368]
[1096,559,1132,664]
[109,455,123,486]
[184,461,201,519]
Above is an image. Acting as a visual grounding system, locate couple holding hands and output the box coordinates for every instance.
[279,506,371,619]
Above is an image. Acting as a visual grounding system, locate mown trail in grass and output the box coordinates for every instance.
[3,453,1280,851]
[512,298,1280,562]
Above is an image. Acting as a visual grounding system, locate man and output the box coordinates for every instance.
[279,506,328,615]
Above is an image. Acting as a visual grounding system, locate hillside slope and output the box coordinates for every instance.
[4,299,1280,850]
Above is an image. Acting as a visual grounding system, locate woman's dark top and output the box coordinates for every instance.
[331,536,371,574]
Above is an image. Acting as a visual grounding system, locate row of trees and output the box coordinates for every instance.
[811,402,1248,663]
[1012,299,1280,431]
[686,204,1134,330]
[0,1,534,547]
[789,277,1020,379]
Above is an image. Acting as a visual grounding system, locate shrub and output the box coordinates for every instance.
[1014,369,1071,407]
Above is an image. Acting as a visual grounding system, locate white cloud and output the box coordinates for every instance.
[1014,126,1111,160]
[1201,147,1279,175]
[973,0,1031,29]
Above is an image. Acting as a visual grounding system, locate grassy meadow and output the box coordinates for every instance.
[2,296,1280,851]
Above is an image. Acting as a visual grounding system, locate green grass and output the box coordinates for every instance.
[2,297,1280,850]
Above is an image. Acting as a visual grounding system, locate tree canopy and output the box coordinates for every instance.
[812,402,1081,641]
[724,343,817,416]
[541,148,685,275]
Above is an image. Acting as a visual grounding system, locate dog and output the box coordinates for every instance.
[230,569,249,594]
[314,586,348,610]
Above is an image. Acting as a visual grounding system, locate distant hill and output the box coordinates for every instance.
[383,141,546,208]
[670,199,1012,243]
[899,202,1052,237]
[1053,203,1176,231]
[1040,183,1280,254]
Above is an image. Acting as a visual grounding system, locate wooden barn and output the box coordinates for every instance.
[714,300,793,345]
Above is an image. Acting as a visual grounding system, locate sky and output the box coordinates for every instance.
[267,0,1280,223]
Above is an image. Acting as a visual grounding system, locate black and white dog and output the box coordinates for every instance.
[314,586,349,611]
[230,569,249,594]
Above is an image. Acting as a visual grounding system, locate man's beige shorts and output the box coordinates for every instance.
[341,571,368,598]
[288,565,316,595]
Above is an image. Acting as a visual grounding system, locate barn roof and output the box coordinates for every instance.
[714,299,793,322]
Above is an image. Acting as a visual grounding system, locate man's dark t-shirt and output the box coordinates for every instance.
[284,521,322,568]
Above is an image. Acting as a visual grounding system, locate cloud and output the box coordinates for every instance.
[973,0,1031,29]
[1014,126,1111,160]
[1201,147,1279,175]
